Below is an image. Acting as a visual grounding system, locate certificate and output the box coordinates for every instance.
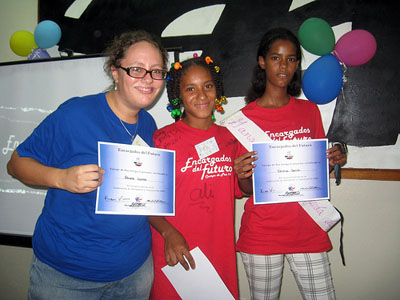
[252,139,329,204]
[96,142,175,215]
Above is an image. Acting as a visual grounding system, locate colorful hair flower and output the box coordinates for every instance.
[173,62,182,70]
[214,66,220,73]
[205,56,214,64]
[166,75,173,83]
[171,109,181,119]
[171,97,180,107]
[214,96,226,113]
[166,104,173,112]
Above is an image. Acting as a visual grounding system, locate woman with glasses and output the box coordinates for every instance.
[7,30,168,300]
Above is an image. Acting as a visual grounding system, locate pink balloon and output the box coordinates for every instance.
[334,29,377,66]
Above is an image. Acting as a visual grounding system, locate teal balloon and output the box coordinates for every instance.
[298,18,335,55]
[34,20,62,49]
[302,54,343,104]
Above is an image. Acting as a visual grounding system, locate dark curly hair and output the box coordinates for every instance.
[166,56,224,121]
[245,28,302,104]
[103,30,168,90]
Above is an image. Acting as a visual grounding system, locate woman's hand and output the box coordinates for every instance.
[61,164,105,193]
[7,151,104,193]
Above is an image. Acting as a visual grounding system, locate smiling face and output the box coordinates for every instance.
[111,41,165,116]
[180,65,216,129]
[258,39,299,91]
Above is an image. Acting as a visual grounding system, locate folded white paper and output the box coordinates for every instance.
[162,247,234,300]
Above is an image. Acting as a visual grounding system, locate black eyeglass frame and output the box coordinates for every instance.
[117,66,167,80]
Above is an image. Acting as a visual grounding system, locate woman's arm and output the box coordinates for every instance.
[7,150,104,193]
[148,216,195,271]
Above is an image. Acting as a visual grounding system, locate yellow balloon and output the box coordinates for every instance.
[9,30,38,57]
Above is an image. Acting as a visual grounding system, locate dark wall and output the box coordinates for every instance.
[39,0,400,147]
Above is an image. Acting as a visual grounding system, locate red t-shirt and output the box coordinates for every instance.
[236,97,332,255]
[151,121,242,299]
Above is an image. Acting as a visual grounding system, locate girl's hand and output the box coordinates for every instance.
[234,151,257,180]
[326,145,347,169]
[163,228,195,271]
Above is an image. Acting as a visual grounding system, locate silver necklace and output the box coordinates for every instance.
[119,114,139,142]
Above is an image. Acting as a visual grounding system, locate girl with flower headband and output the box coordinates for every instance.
[149,56,245,299]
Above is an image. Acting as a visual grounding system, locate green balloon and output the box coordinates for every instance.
[298,18,335,56]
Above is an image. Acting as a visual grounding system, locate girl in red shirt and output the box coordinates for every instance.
[234,28,347,300]
[149,56,245,299]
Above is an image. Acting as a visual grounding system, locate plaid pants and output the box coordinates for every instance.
[240,252,335,300]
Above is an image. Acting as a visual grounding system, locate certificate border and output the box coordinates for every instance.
[96,141,175,216]
[252,139,330,205]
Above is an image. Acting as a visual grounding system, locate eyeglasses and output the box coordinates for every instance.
[117,66,167,80]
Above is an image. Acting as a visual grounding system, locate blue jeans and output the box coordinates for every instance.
[28,253,154,300]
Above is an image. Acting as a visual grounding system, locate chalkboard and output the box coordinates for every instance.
[1,54,399,241]
[38,0,400,147]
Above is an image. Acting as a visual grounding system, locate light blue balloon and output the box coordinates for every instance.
[302,54,343,104]
[34,20,62,49]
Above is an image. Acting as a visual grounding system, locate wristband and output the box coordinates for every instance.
[332,142,348,154]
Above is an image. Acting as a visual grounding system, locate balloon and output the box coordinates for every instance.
[298,18,335,56]
[334,29,377,66]
[9,30,37,57]
[28,48,51,60]
[34,20,62,49]
[302,54,343,104]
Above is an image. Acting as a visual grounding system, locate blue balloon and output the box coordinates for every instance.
[302,54,343,104]
[28,48,51,60]
[34,20,62,49]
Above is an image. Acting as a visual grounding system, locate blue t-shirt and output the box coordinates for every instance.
[17,93,157,281]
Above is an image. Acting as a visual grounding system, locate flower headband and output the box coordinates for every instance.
[166,55,226,119]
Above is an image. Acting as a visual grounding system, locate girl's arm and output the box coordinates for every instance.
[234,151,257,195]
[148,216,195,271]
[326,144,347,172]
[7,150,104,193]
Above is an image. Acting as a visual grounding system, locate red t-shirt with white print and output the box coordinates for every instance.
[150,121,242,300]
[236,97,332,255]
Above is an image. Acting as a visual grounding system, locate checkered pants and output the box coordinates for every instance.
[240,252,335,300]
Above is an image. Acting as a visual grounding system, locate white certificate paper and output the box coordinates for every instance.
[162,247,234,300]
[252,139,329,204]
[96,142,175,215]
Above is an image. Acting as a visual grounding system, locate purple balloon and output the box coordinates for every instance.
[28,48,51,60]
[334,29,377,66]
[302,54,343,104]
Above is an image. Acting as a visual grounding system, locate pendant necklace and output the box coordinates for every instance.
[119,114,139,142]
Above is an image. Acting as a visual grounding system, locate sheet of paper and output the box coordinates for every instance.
[162,247,234,300]
[96,142,175,215]
[252,139,329,204]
